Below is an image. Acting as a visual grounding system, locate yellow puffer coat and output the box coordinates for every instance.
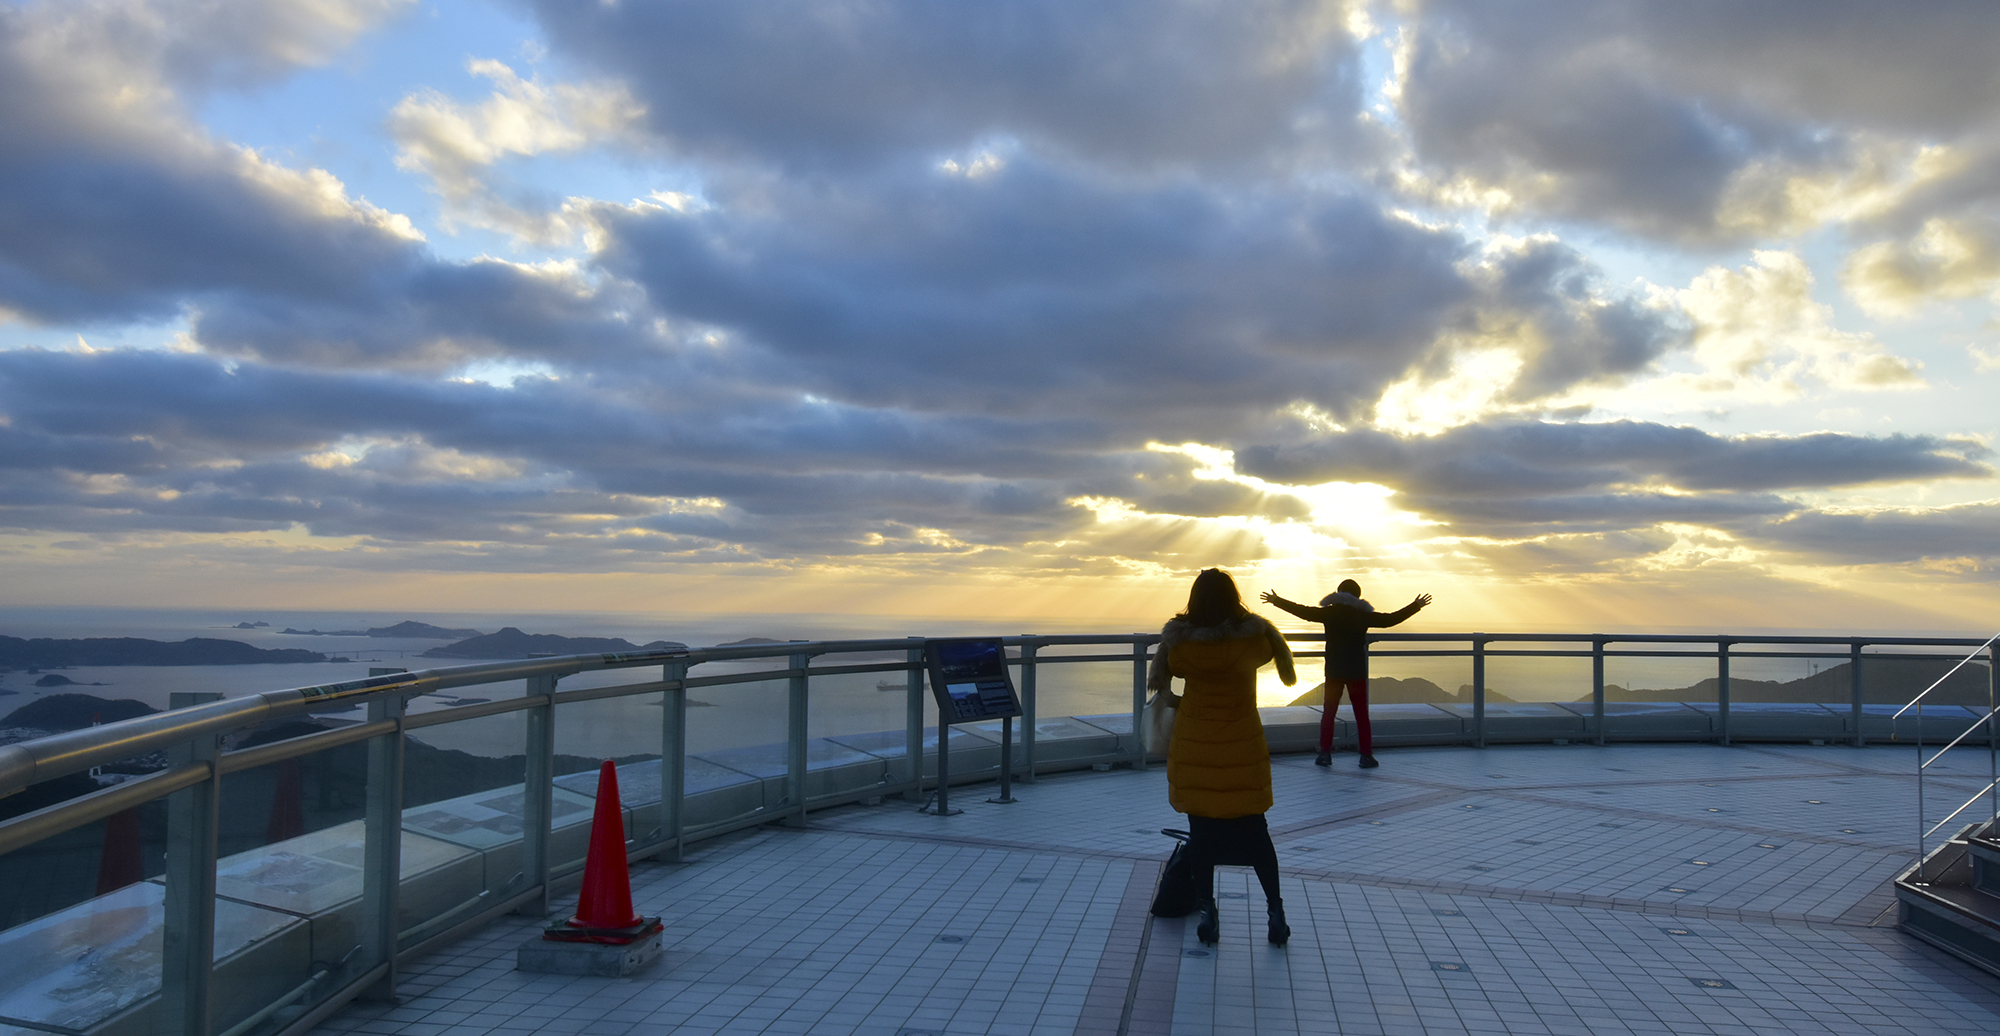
[1149,613,1295,819]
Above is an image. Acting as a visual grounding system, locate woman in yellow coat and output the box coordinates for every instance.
[1147,568,1297,945]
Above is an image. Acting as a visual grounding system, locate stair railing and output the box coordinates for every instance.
[1896,631,2000,880]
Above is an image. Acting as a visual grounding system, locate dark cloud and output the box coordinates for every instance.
[526,0,1367,171]
[1743,503,2000,566]
[1394,0,2000,239]
[592,163,1680,427]
[1240,421,1990,497]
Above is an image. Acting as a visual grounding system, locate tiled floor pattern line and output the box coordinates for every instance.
[308,745,2000,1036]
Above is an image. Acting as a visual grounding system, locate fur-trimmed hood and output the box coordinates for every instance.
[1147,612,1292,692]
[1317,591,1373,612]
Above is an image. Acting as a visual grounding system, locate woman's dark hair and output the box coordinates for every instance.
[1177,568,1249,627]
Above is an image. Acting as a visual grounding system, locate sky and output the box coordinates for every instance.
[1,0,1998,635]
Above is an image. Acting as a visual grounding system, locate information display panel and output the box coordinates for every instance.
[924,638,1023,723]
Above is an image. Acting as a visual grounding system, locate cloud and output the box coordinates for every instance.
[1388,0,2000,241]
[1671,251,1923,398]
[525,0,1372,171]
[1236,418,1990,539]
[1746,500,2000,567]
[390,58,646,244]
[1843,216,2000,316]
[0,0,426,326]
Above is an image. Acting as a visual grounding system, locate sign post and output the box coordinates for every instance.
[920,638,1023,815]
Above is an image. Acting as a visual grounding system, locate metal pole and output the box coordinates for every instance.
[904,641,924,801]
[1851,641,1866,747]
[658,661,686,863]
[162,691,222,1036]
[1989,644,1997,820]
[518,674,555,917]
[361,694,405,1002]
[1020,639,1039,782]
[1592,637,1606,746]
[1717,638,1731,747]
[1473,636,1487,748]
[988,716,1016,804]
[933,718,957,817]
[1132,639,1149,769]
[785,652,809,828]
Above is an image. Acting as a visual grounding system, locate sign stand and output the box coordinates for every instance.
[917,638,1023,816]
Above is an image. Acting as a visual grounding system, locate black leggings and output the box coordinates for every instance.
[1186,813,1282,908]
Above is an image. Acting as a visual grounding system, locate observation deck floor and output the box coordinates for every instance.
[312,742,2000,1036]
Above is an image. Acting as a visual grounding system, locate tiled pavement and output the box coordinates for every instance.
[313,743,2000,1035]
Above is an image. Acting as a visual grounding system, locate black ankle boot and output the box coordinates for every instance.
[1196,897,1219,944]
[1268,904,1290,946]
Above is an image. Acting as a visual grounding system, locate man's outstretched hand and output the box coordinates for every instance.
[1412,593,1433,609]
[1259,590,1282,606]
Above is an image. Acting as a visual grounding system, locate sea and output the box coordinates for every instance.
[1,606,1988,761]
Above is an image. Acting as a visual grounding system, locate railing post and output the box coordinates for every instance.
[658,661,687,863]
[1472,636,1487,748]
[1019,639,1039,782]
[1592,637,1606,746]
[1851,641,1866,747]
[1717,638,1732,746]
[161,691,222,1036]
[784,652,809,828]
[361,693,406,1002]
[518,674,555,917]
[904,640,925,801]
[1989,644,1997,818]
[1132,638,1149,769]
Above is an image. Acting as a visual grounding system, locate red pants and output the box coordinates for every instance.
[1319,678,1370,755]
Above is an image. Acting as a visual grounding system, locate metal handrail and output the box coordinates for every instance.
[1897,633,2000,878]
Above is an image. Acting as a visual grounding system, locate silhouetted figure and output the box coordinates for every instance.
[1262,580,1431,769]
[1148,568,1297,945]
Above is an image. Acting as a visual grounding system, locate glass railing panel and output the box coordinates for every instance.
[210,727,397,1036]
[1475,647,1594,742]
[1027,652,1138,724]
[676,668,792,830]
[1601,643,1720,740]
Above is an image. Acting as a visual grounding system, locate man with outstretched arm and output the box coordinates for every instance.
[1260,581,1432,769]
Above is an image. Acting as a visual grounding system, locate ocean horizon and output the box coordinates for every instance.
[2,605,1990,760]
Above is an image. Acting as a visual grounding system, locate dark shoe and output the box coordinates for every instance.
[1314,751,1332,767]
[1267,905,1290,946]
[1196,898,1219,944]
[1359,755,1379,769]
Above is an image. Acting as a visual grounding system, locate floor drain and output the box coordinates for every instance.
[1662,927,1693,936]
[1662,886,1696,894]
[935,935,963,944]
[1689,977,1735,990]
[1434,909,1462,917]
[1015,877,1041,884]
[1185,949,1210,958]
[1431,961,1468,972]
[1219,892,1247,899]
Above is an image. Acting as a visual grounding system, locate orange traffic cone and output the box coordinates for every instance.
[544,761,662,944]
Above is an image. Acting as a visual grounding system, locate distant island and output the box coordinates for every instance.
[0,635,327,669]
[279,620,485,639]
[233,621,271,629]
[1289,657,1993,709]
[3,692,158,731]
[423,627,689,660]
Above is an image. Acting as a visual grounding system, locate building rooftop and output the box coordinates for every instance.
[309,741,2000,1036]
